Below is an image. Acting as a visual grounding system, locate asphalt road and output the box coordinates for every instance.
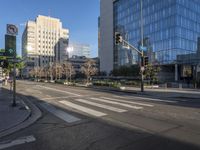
[0,80,200,150]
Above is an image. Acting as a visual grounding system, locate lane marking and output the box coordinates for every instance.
[40,103,81,123]
[101,97,154,107]
[42,96,80,100]
[90,98,143,110]
[37,85,81,96]
[113,95,177,103]
[59,101,107,117]
[75,99,127,113]
[42,94,104,101]
[0,135,36,150]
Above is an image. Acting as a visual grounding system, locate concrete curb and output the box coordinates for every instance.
[0,95,42,138]
[74,85,147,95]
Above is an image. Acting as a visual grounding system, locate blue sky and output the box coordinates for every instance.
[0,0,100,57]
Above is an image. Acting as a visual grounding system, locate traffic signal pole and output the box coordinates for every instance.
[140,0,144,92]
[119,38,145,92]
[115,0,145,92]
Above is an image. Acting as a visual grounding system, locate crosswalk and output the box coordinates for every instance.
[41,96,154,124]
[90,98,143,109]
[59,101,107,117]
[113,95,177,103]
[100,97,154,107]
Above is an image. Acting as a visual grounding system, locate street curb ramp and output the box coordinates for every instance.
[0,95,42,138]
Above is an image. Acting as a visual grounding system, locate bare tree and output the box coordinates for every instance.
[38,67,44,79]
[29,68,36,78]
[62,62,75,82]
[29,66,40,80]
[43,66,49,80]
[81,59,98,83]
[53,63,62,80]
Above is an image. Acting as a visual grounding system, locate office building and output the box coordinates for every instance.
[22,15,69,76]
[100,0,200,82]
[68,42,90,58]
[68,55,99,75]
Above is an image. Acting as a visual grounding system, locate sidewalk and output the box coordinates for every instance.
[88,85,200,99]
[125,86,200,99]
[0,87,35,138]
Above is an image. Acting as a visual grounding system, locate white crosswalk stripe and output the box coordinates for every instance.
[113,95,177,103]
[59,100,107,117]
[37,85,81,96]
[75,99,127,113]
[101,97,154,107]
[90,98,143,110]
[40,103,81,123]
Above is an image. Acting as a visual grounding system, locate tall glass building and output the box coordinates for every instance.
[113,0,200,67]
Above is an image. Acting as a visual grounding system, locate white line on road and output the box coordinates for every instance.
[40,103,81,123]
[42,96,80,100]
[37,85,81,96]
[75,99,127,113]
[59,101,107,117]
[101,97,154,107]
[0,135,36,150]
[90,98,143,110]
[113,95,177,103]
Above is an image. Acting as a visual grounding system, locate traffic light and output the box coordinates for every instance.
[141,56,149,66]
[141,56,144,66]
[144,56,149,66]
[115,32,122,45]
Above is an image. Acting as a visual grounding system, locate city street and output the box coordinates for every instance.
[0,80,200,150]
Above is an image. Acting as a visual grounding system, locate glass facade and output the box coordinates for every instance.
[113,0,200,67]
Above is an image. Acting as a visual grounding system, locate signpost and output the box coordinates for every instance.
[5,24,18,107]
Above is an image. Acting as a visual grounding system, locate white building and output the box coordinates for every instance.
[22,15,69,76]
[68,42,90,58]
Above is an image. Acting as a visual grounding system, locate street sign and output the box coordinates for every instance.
[140,46,147,51]
[5,34,16,57]
[5,24,17,107]
[7,24,18,36]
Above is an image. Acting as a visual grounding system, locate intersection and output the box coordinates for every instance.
[0,80,199,150]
